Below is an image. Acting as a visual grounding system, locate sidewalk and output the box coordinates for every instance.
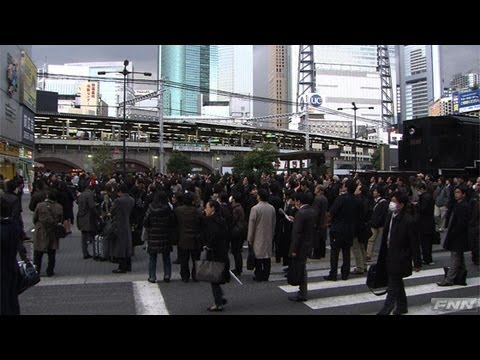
[20,194,151,285]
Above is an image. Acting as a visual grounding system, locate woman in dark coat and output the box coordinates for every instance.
[377,191,418,315]
[438,185,471,286]
[203,200,228,312]
[144,191,174,283]
[1,198,27,315]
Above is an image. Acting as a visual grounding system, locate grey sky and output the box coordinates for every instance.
[33,45,480,88]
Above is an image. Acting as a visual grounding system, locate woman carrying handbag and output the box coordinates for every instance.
[202,200,229,312]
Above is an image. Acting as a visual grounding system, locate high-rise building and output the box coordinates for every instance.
[450,71,479,91]
[217,45,253,117]
[159,45,213,116]
[311,45,382,137]
[267,45,291,128]
[398,45,442,124]
[37,62,135,117]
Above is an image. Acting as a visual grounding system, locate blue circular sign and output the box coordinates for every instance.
[310,94,322,107]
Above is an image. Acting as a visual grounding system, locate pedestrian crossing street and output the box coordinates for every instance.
[277,265,480,315]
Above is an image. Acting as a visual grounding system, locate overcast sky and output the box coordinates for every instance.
[32,45,480,87]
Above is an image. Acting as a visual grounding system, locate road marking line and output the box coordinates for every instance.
[132,281,169,315]
[303,277,480,310]
[278,268,446,292]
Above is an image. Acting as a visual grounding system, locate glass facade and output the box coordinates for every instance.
[161,45,212,116]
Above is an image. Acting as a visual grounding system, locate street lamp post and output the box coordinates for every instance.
[337,102,374,171]
[98,60,151,179]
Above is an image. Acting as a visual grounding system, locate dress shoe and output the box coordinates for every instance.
[147,278,157,283]
[112,269,127,274]
[437,281,453,286]
[163,276,171,283]
[172,259,180,264]
[181,278,189,283]
[252,276,263,282]
[46,272,54,277]
[341,274,349,281]
[222,298,228,305]
[83,255,92,259]
[288,295,307,302]
[393,308,408,315]
[323,275,337,281]
[282,267,289,273]
[207,305,223,312]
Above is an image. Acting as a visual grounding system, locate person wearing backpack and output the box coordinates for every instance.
[33,189,63,277]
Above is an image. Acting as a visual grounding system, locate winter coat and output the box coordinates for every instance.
[1,218,22,315]
[77,189,98,232]
[378,209,417,278]
[33,199,63,252]
[289,204,316,260]
[144,204,174,254]
[110,193,135,258]
[247,201,276,259]
[174,204,203,250]
[443,198,471,252]
[329,193,357,247]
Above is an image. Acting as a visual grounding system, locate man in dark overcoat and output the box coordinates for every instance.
[110,184,135,273]
[438,185,471,286]
[77,183,98,259]
[288,192,316,302]
[377,191,417,315]
[324,179,357,281]
[173,191,203,282]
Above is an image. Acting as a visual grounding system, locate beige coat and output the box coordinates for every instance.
[33,199,63,252]
[247,201,276,259]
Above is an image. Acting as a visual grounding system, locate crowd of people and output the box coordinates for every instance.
[1,169,479,315]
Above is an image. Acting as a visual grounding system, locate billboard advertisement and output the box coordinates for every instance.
[21,105,35,147]
[19,51,37,113]
[299,93,323,114]
[453,90,480,114]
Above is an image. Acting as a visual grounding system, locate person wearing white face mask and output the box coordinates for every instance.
[376,191,418,315]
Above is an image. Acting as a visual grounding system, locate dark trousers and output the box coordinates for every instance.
[230,237,244,273]
[254,258,271,281]
[81,231,94,257]
[329,243,351,279]
[117,256,132,271]
[149,252,172,280]
[419,233,433,264]
[471,231,479,265]
[179,247,200,281]
[312,228,327,258]
[379,274,407,314]
[295,258,308,299]
[33,249,56,275]
[211,283,224,306]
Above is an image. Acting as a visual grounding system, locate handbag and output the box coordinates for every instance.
[246,245,255,270]
[55,223,66,239]
[17,260,41,295]
[366,263,388,296]
[287,258,305,286]
[194,251,225,283]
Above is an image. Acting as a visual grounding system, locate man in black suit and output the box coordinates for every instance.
[287,192,316,302]
[324,179,357,281]
[415,183,435,265]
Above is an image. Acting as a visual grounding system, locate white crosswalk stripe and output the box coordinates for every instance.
[305,278,479,311]
[278,262,480,314]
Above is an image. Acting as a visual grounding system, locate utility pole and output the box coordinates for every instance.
[158,79,165,175]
